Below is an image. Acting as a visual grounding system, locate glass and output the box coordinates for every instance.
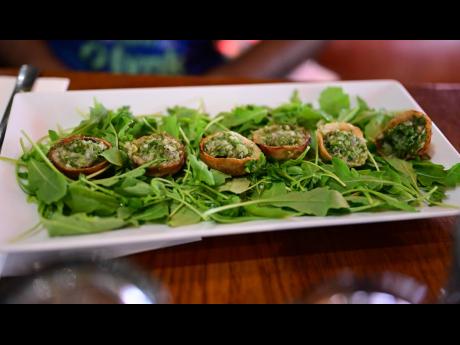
[0,259,169,304]
[297,271,428,304]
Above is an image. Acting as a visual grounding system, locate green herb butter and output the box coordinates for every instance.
[204,131,253,159]
[56,139,108,169]
[125,133,182,164]
[257,124,307,146]
[323,130,368,167]
[380,116,427,159]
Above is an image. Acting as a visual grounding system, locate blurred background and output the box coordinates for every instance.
[1,40,460,83]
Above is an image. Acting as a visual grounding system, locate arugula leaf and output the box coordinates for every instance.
[245,204,296,218]
[428,187,448,203]
[198,183,349,217]
[89,101,109,122]
[132,202,169,221]
[363,190,417,212]
[267,187,349,216]
[297,106,329,128]
[210,213,265,224]
[211,169,231,186]
[221,105,268,128]
[189,155,215,186]
[117,178,152,197]
[48,130,60,141]
[95,167,147,187]
[262,182,287,198]
[384,157,418,189]
[43,213,128,237]
[160,115,179,139]
[319,87,350,117]
[28,159,67,204]
[445,163,460,187]
[117,207,136,220]
[245,153,266,174]
[64,183,119,216]
[271,99,327,129]
[170,107,209,146]
[412,160,448,187]
[364,112,392,141]
[101,147,126,167]
[126,197,143,210]
[357,96,370,111]
[331,157,351,180]
[150,179,168,197]
[290,90,302,104]
[337,106,360,123]
[168,206,202,227]
[218,178,252,194]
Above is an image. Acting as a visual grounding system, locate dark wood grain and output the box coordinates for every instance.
[3,69,458,303]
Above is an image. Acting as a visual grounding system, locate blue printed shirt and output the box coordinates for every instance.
[48,40,224,75]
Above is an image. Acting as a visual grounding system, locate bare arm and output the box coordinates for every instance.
[206,40,328,79]
[0,40,68,70]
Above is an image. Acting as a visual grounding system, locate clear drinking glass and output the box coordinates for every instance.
[0,259,170,304]
[297,271,428,304]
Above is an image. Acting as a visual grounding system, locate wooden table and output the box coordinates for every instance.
[3,69,459,303]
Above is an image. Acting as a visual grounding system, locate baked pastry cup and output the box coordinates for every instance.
[48,135,112,179]
[375,110,432,160]
[252,124,311,160]
[200,131,262,176]
[317,122,368,168]
[126,133,186,177]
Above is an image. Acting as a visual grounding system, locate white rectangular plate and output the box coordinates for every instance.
[1,80,459,253]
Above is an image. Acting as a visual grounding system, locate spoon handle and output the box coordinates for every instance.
[0,65,39,151]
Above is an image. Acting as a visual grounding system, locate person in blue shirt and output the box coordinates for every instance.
[47,40,224,75]
[0,40,326,78]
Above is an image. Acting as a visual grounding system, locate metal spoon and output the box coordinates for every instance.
[0,65,40,151]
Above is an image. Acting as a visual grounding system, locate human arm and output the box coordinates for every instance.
[206,40,327,78]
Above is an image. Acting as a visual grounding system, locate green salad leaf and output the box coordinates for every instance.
[43,213,128,237]
[27,159,67,204]
[319,87,350,117]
